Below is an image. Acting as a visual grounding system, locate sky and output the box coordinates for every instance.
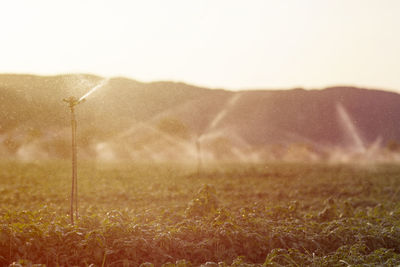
[0,0,399,91]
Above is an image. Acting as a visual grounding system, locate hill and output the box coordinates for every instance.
[1,74,400,162]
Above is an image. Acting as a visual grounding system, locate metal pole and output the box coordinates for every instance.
[64,96,81,225]
[70,106,75,225]
[72,107,78,220]
[196,138,202,177]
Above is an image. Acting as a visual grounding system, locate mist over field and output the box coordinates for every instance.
[2,74,400,164]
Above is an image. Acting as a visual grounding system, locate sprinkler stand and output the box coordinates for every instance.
[63,96,84,224]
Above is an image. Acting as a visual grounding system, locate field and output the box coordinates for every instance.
[2,161,400,266]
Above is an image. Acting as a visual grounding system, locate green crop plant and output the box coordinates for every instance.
[1,162,400,266]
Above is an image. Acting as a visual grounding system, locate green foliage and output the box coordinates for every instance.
[185,184,219,217]
[1,162,400,266]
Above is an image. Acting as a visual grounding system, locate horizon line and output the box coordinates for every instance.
[0,71,398,94]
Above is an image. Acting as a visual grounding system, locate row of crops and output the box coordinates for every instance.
[1,162,400,266]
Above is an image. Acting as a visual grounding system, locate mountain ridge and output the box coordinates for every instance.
[1,73,400,161]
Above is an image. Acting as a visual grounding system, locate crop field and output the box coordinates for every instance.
[2,161,400,266]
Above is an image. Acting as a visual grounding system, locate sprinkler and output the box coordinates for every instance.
[63,96,85,224]
[195,93,241,176]
[196,136,202,177]
[63,78,109,224]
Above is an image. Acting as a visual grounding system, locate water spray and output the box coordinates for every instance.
[336,103,365,152]
[195,93,241,175]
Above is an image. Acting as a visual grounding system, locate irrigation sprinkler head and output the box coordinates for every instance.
[63,96,86,109]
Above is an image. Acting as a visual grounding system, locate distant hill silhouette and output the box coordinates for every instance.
[1,74,400,161]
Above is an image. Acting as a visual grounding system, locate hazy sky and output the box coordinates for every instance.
[1,0,399,91]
